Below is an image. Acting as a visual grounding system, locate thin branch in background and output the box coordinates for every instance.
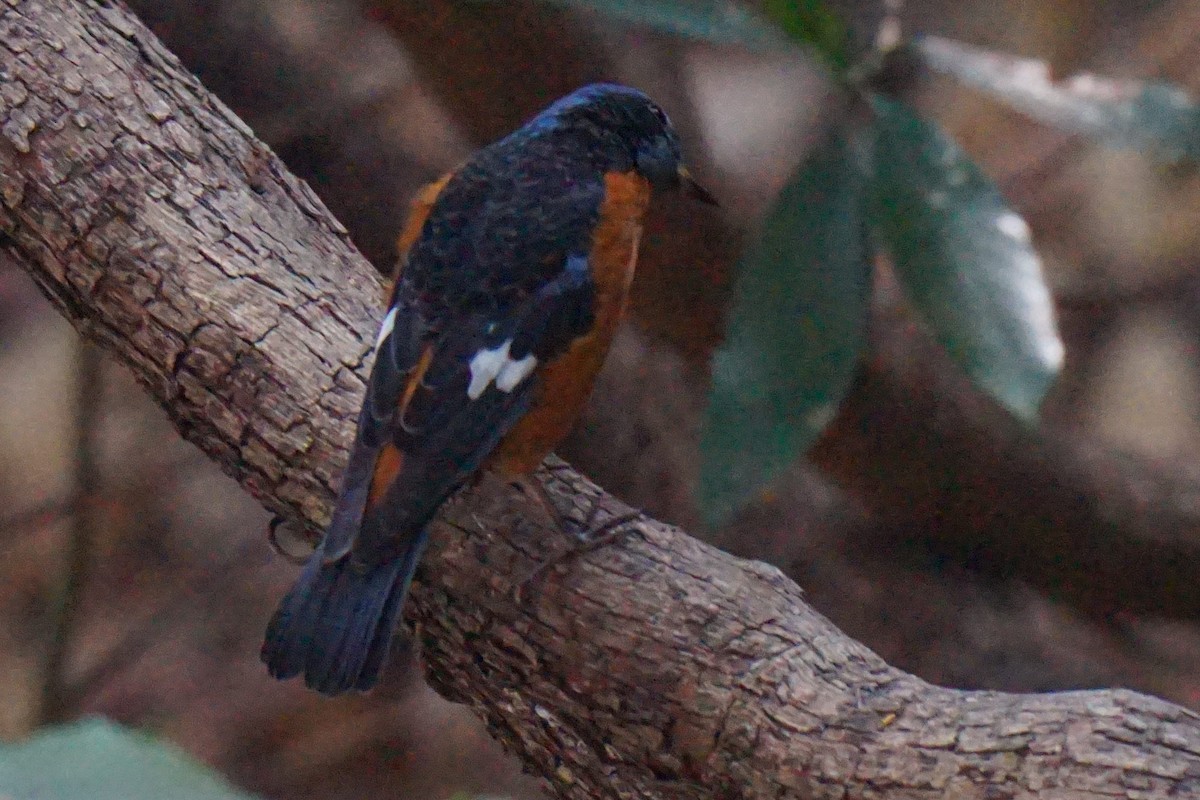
[0,495,82,538]
[38,340,103,725]
[0,449,208,550]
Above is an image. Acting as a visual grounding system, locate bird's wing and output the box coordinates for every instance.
[322,252,597,566]
[316,171,450,564]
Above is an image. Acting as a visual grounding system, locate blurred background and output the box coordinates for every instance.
[3,0,1200,798]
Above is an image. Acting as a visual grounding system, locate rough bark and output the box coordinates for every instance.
[141,0,1200,625]
[117,0,1200,701]
[125,0,471,271]
[3,2,1200,799]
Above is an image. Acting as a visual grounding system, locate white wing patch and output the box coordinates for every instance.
[467,339,539,399]
[496,352,538,392]
[467,341,511,399]
[375,307,398,349]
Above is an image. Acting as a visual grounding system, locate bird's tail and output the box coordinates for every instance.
[261,531,427,695]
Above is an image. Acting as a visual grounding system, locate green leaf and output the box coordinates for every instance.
[870,96,1063,418]
[700,127,870,525]
[538,0,789,50]
[0,719,259,800]
[761,0,851,72]
[914,36,1200,161]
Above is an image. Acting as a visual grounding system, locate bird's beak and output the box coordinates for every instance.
[678,166,719,206]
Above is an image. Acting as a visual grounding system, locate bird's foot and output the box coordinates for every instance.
[266,515,316,565]
[513,507,645,604]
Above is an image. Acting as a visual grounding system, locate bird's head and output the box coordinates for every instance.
[529,83,718,205]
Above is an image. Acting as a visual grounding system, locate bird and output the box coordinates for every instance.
[261,83,717,695]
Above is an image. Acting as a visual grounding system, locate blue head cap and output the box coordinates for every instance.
[530,83,654,127]
[524,83,717,204]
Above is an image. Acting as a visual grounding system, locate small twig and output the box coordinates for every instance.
[0,495,82,537]
[1,451,207,547]
[38,340,102,724]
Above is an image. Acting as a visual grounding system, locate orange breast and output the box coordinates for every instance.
[489,170,652,476]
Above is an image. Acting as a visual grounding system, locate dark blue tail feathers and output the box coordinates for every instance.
[261,531,427,695]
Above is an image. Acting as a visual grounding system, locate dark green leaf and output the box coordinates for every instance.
[761,0,851,71]
[870,96,1063,418]
[915,36,1200,161]
[0,719,259,800]
[539,0,789,49]
[700,127,870,525]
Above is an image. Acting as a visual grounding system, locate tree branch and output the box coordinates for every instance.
[38,339,102,724]
[123,0,1200,662]
[812,280,1200,621]
[3,2,1200,798]
[124,0,1200,627]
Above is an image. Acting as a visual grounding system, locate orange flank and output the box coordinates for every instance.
[368,444,404,508]
[393,172,454,283]
[398,346,435,420]
[367,345,435,507]
[488,170,652,476]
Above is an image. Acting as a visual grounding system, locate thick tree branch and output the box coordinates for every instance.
[4,2,1200,799]
[106,5,1200,720]
[132,0,1200,624]
[812,282,1200,621]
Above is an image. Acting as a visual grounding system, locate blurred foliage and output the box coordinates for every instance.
[0,719,259,800]
[760,0,850,71]
[551,0,1200,523]
[551,0,850,69]
[914,36,1200,162]
[700,126,869,522]
[870,96,1062,418]
[543,0,788,49]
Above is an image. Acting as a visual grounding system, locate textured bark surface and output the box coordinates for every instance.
[4,2,1200,799]
[120,0,1200,705]
[0,0,382,530]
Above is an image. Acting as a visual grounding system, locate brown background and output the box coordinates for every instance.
[3,1,1200,797]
